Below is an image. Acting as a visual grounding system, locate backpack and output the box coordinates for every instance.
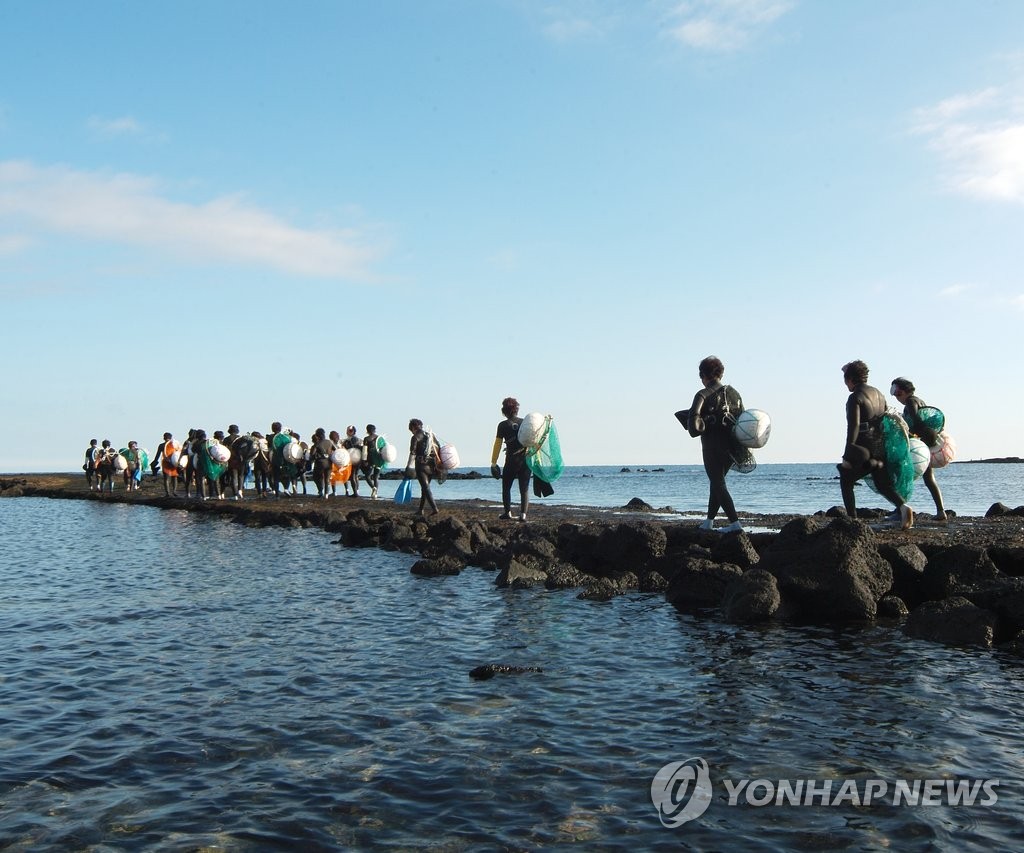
[702,385,744,430]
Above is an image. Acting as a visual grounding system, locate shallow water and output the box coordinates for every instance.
[2,498,1023,850]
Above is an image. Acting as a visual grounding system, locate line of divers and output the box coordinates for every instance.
[82,397,553,520]
[80,358,947,530]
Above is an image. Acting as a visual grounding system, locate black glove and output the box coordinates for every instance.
[404,466,415,479]
[490,464,501,479]
[150,461,160,474]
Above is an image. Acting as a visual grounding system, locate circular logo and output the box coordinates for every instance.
[651,757,713,828]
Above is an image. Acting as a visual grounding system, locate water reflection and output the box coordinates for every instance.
[1,498,1022,850]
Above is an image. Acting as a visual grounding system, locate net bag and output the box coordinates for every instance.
[930,432,956,469]
[908,437,930,478]
[916,406,945,434]
[525,416,564,482]
[864,411,915,502]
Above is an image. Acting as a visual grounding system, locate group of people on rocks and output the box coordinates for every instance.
[82,400,545,522]
[83,367,950,531]
[680,355,949,533]
[83,439,147,493]
[84,423,397,502]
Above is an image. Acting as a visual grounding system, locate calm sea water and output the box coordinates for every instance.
[384,463,1024,518]
[2,495,1023,850]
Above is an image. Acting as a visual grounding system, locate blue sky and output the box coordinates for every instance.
[2,1,1022,471]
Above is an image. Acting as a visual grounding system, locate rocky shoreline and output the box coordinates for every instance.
[4,473,1024,654]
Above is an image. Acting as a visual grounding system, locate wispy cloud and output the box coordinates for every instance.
[913,84,1024,203]
[543,15,603,42]
[0,161,380,279]
[87,115,146,138]
[938,283,974,298]
[0,233,33,255]
[664,0,795,51]
[538,2,616,43]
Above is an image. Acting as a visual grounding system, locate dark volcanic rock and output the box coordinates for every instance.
[557,521,667,576]
[710,532,760,570]
[756,516,892,621]
[665,558,744,612]
[991,546,1024,577]
[879,543,928,607]
[469,664,543,680]
[496,559,548,589]
[905,597,995,648]
[722,568,780,622]
[623,497,654,512]
[920,545,1000,600]
[877,595,910,619]
[410,554,465,576]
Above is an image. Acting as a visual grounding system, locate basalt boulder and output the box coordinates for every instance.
[665,558,744,613]
[710,531,760,570]
[410,554,465,576]
[556,521,667,576]
[904,596,996,648]
[721,568,780,623]
[756,515,892,621]
[920,545,1000,601]
[496,558,549,590]
[879,543,928,607]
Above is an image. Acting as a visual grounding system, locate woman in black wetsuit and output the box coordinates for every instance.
[686,356,743,533]
[838,360,913,529]
[490,396,531,522]
[891,377,947,524]
[406,418,441,517]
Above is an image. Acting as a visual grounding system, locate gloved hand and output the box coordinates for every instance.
[151,461,160,474]
[490,464,501,479]
[404,466,415,479]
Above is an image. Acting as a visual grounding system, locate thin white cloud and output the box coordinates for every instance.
[665,0,794,52]
[538,2,616,43]
[87,115,145,138]
[543,16,603,42]
[0,160,380,279]
[0,233,33,254]
[913,85,1024,203]
[938,283,974,298]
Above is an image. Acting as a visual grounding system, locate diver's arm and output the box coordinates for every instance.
[687,390,707,438]
[845,395,860,447]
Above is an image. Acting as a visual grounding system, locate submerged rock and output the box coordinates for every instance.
[469,664,543,680]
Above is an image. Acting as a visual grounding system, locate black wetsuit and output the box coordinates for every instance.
[688,382,741,523]
[840,383,904,514]
[84,445,98,488]
[363,433,383,493]
[343,436,362,495]
[310,438,336,496]
[410,429,439,514]
[902,395,939,447]
[902,394,945,516]
[496,417,531,516]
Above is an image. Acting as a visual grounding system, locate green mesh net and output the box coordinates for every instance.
[864,412,915,502]
[915,406,945,433]
[525,417,564,483]
[194,442,228,481]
